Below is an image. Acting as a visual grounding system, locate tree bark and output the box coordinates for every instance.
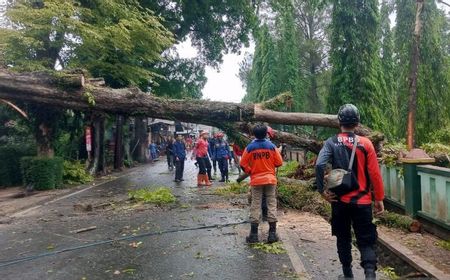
[406,0,424,150]
[0,71,377,132]
[133,117,148,163]
[114,115,124,170]
[0,70,382,149]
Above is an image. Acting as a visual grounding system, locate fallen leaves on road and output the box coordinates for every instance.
[250,242,287,254]
[129,241,143,248]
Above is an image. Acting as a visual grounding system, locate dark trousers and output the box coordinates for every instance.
[175,159,184,180]
[331,202,378,270]
[196,157,211,175]
[217,157,228,179]
[167,154,174,168]
[212,159,217,173]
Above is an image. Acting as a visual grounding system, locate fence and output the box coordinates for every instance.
[380,162,450,234]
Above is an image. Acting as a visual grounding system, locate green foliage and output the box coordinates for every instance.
[394,0,450,144]
[21,156,64,190]
[0,145,36,187]
[214,182,249,196]
[277,180,331,218]
[63,160,93,185]
[277,161,300,178]
[420,143,450,167]
[436,240,450,251]
[128,187,176,205]
[152,58,207,99]
[329,0,388,131]
[141,0,255,66]
[379,142,408,167]
[379,266,400,280]
[250,242,287,254]
[1,0,174,88]
[374,211,415,232]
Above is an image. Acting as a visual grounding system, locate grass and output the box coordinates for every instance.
[379,266,400,280]
[128,187,176,205]
[277,161,299,177]
[436,239,450,251]
[374,211,415,232]
[250,242,287,254]
[214,182,249,196]
[277,179,331,218]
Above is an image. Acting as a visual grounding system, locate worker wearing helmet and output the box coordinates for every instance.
[192,130,213,187]
[315,104,384,280]
[214,132,231,182]
[240,124,283,244]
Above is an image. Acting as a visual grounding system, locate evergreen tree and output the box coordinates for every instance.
[395,0,450,143]
[328,0,387,131]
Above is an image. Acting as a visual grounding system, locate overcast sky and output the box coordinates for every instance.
[177,38,254,103]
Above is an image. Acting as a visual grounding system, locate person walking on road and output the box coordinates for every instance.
[315,104,385,280]
[173,134,186,182]
[209,133,218,175]
[240,124,283,244]
[192,131,213,187]
[148,141,158,162]
[214,132,231,182]
[166,136,175,170]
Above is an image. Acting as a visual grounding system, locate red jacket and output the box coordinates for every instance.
[315,132,384,205]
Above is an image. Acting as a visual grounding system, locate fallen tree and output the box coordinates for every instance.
[0,70,383,153]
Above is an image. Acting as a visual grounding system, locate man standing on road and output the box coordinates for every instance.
[315,104,385,280]
[173,134,186,182]
[214,132,231,182]
[166,136,175,170]
[240,124,283,244]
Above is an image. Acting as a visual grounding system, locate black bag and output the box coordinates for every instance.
[326,137,360,196]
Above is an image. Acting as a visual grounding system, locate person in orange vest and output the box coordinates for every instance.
[315,104,384,280]
[240,124,283,244]
[192,131,213,187]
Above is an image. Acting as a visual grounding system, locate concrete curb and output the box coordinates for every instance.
[6,164,145,218]
[378,231,450,280]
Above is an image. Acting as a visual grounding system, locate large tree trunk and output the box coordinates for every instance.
[0,70,376,133]
[88,113,106,175]
[114,115,124,170]
[133,117,148,163]
[406,0,424,150]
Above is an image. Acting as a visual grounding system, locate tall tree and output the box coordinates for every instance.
[294,0,331,113]
[395,0,450,145]
[328,0,387,131]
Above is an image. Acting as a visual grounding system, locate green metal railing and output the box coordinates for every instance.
[417,165,450,226]
[380,163,450,232]
[380,164,405,208]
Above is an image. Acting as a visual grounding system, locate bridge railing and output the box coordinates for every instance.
[380,162,450,235]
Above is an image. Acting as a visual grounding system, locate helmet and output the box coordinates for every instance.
[337,104,360,126]
[216,132,224,138]
[267,126,275,139]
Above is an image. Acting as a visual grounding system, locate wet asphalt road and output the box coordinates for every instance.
[0,158,297,280]
[0,156,387,280]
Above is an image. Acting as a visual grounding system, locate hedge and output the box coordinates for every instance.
[20,156,64,190]
[0,145,35,187]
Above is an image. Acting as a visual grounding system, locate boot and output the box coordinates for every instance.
[219,176,225,182]
[267,222,279,243]
[364,267,376,280]
[225,174,229,182]
[203,174,212,186]
[337,266,354,279]
[246,223,259,244]
[197,174,205,187]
